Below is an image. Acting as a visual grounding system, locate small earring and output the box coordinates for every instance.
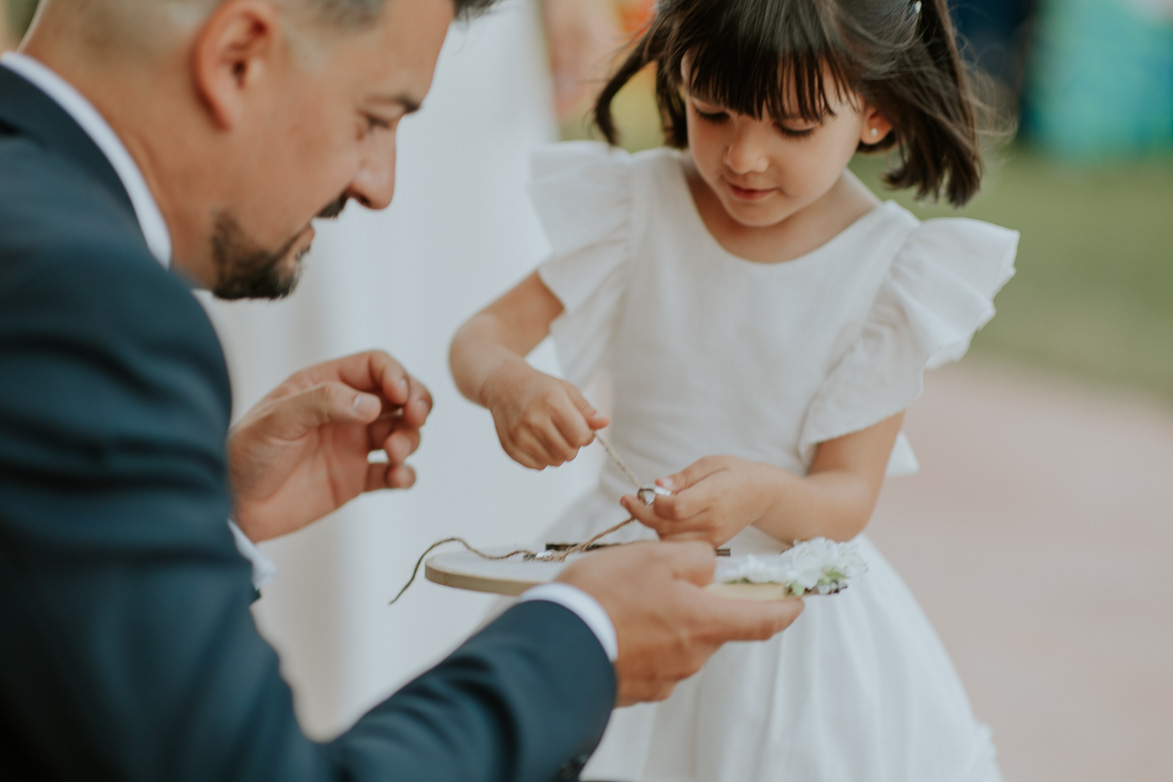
[870,128,879,138]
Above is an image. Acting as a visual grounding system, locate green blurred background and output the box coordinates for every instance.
[5,0,1172,401]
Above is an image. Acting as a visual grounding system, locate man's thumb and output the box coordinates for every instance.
[351,392,382,420]
[661,540,718,587]
[281,383,380,434]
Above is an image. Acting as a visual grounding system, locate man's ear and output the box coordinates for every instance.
[192,0,282,129]
[859,105,893,146]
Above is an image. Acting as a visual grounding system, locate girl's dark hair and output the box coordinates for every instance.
[594,0,983,206]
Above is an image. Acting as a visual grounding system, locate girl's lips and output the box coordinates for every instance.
[725,180,776,201]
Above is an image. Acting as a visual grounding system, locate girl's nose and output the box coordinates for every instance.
[724,130,769,175]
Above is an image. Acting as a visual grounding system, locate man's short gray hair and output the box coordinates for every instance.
[310,0,497,26]
[46,0,500,37]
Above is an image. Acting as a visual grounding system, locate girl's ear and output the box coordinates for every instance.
[859,106,893,146]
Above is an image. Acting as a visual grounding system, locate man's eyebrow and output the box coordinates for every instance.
[370,94,423,114]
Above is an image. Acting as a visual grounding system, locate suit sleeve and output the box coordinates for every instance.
[0,246,615,782]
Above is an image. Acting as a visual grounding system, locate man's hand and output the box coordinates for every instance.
[556,542,803,706]
[228,351,433,543]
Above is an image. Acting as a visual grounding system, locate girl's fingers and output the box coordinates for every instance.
[652,483,713,522]
[571,392,610,432]
[621,494,665,533]
[622,489,720,545]
[529,423,570,466]
[552,402,597,451]
[513,431,554,470]
[537,406,588,463]
[621,493,712,534]
[657,456,724,493]
[658,529,716,544]
[551,410,591,449]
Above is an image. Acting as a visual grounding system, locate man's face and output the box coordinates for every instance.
[210,0,452,299]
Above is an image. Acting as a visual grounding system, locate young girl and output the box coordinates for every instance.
[450,0,1016,779]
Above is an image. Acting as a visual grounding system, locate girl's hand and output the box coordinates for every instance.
[483,364,609,470]
[621,455,780,547]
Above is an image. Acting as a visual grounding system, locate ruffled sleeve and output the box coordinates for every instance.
[798,218,1018,472]
[530,141,634,387]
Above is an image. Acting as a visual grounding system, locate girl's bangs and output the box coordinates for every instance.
[681,3,854,124]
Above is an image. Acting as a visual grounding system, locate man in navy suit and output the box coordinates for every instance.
[0,1,803,779]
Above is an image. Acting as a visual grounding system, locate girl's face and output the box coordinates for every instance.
[683,73,889,230]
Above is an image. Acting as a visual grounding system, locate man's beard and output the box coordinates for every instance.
[210,194,349,301]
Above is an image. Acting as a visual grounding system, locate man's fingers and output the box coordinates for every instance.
[367,418,397,451]
[616,680,678,708]
[365,351,412,406]
[283,350,402,396]
[694,592,805,642]
[667,541,720,587]
[400,375,433,428]
[297,351,431,426]
[643,540,717,588]
[271,382,381,439]
[387,463,416,489]
[365,462,416,492]
[383,426,422,465]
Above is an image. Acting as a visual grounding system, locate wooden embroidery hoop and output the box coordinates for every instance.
[424,548,802,601]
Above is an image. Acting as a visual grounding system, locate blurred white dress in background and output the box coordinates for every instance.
[201,0,599,736]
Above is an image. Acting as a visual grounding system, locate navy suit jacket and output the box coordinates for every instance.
[0,64,614,781]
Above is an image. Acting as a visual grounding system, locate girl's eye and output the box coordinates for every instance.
[775,123,817,139]
[695,108,729,124]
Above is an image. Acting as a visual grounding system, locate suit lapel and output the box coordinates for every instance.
[0,64,137,222]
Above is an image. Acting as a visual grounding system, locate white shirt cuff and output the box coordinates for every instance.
[228,521,278,590]
[519,583,618,662]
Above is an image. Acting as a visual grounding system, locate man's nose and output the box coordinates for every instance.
[348,146,397,211]
[724,127,769,175]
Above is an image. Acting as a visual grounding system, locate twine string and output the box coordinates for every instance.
[594,433,643,491]
[389,515,639,605]
[389,435,646,605]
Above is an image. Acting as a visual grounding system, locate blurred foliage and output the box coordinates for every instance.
[853,149,1173,402]
[565,72,1173,403]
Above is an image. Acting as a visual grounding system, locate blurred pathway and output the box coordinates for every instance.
[869,360,1173,781]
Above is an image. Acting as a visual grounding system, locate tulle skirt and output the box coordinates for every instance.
[547,488,1002,782]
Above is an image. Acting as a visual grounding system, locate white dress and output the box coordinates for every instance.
[529,142,1018,782]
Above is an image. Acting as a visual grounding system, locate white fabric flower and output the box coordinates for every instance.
[714,538,868,595]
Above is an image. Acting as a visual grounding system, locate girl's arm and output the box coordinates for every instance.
[450,271,609,470]
[620,413,905,545]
